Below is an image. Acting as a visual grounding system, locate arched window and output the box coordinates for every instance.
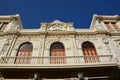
[15,42,33,64]
[50,42,65,64]
[82,41,99,63]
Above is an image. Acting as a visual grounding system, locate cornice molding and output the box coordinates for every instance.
[1,29,120,37]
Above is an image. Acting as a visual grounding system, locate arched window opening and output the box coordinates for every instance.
[15,42,33,64]
[50,42,65,64]
[82,41,99,63]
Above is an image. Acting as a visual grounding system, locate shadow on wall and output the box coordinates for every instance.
[109,69,120,80]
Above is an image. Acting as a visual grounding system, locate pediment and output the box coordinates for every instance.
[47,20,67,31]
[40,20,75,32]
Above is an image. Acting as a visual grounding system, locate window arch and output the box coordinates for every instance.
[82,41,99,63]
[15,42,33,64]
[50,42,65,64]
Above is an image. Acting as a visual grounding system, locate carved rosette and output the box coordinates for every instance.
[102,38,109,44]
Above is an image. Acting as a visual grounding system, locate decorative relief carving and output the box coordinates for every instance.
[5,40,10,45]
[48,25,66,31]
[0,38,12,55]
[31,38,38,41]
[14,36,33,50]
[17,36,31,42]
[102,38,109,44]
[49,35,69,38]
[45,39,58,49]
[79,38,88,43]
[14,41,22,49]
[45,39,68,49]
[77,39,85,48]
[113,39,120,47]
[77,39,97,48]
[29,36,40,41]
[47,20,67,31]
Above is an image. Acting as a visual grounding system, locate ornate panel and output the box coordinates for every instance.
[47,20,67,31]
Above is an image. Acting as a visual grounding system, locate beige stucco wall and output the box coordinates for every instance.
[0,14,120,65]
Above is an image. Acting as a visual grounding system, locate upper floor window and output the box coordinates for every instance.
[82,41,99,63]
[104,22,119,30]
[111,22,119,29]
[50,42,65,64]
[50,42,64,50]
[104,22,113,30]
[0,22,8,31]
[15,42,33,64]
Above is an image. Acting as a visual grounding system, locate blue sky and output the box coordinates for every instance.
[0,0,120,29]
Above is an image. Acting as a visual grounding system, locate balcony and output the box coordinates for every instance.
[0,55,117,69]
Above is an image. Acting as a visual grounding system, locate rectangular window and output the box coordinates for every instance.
[111,22,119,29]
[104,22,113,30]
[0,23,8,30]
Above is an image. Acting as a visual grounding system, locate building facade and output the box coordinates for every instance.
[0,14,120,80]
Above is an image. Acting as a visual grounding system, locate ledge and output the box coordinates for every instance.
[0,62,117,69]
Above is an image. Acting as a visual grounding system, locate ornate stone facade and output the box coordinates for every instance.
[0,14,120,80]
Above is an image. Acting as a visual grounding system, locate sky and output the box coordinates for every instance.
[0,0,120,29]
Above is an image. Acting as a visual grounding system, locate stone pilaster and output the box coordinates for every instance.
[40,35,46,56]
[69,34,77,56]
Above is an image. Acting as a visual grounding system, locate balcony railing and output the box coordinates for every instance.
[0,55,115,65]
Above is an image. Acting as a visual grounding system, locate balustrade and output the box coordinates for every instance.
[0,55,114,64]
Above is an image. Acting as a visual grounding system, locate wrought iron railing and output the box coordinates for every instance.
[0,55,114,64]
